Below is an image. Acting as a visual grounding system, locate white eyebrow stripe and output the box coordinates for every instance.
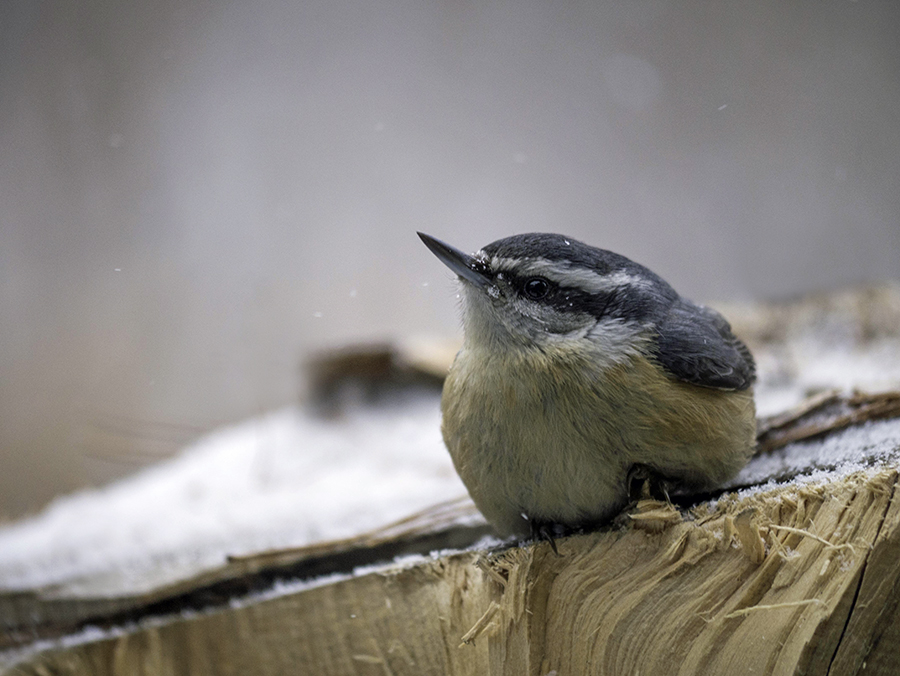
[486,255,651,294]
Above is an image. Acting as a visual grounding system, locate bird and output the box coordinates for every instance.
[418,231,756,539]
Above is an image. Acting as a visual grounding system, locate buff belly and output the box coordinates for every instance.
[441,347,756,537]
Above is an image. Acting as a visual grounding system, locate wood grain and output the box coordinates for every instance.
[9,467,899,676]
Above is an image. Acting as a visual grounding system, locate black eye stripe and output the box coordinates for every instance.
[503,271,633,319]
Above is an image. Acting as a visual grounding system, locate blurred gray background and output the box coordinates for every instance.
[1,0,898,519]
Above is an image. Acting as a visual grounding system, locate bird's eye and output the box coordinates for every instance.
[523,277,551,300]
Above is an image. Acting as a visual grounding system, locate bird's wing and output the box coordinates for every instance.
[654,300,756,391]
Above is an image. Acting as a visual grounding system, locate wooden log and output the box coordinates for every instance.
[6,460,900,675]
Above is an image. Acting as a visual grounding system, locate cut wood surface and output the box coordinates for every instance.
[6,458,900,675]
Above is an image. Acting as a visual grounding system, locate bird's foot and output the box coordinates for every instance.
[528,520,571,556]
[626,464,674,504]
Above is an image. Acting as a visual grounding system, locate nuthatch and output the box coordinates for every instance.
[418,232,756,538]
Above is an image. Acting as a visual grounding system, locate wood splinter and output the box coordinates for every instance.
[767,524,857,554]
[459,601,501,647]
[476,557,509,588]
[724,599,823,619]
[732,508,767,564]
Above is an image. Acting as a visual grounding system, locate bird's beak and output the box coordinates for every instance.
[417,232,493,289]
